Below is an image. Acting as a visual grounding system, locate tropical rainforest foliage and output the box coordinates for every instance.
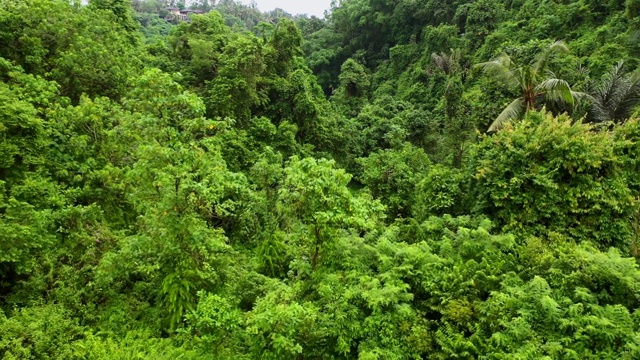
[1,0,640,358]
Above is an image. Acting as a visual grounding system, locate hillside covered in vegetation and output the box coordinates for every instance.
[1,0,640,358]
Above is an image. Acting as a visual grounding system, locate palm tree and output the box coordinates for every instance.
[475,41,583,132]
[431,48,463,76]
[587,61,640,124]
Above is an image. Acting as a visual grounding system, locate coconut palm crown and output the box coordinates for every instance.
[475,41,583,132]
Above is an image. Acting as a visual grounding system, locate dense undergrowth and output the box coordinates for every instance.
[1,0,640,358]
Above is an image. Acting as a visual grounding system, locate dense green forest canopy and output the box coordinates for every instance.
[1,0,640,358]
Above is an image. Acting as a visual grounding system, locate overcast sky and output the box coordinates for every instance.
[239,0,333,17]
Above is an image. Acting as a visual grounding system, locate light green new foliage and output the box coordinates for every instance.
[72,331,203,360]
[475,241,640,359]
[276,156,384,273]
[185,291,242,354]
[470,111,635,248]
[0,305,81,360]
[246,282,322,359]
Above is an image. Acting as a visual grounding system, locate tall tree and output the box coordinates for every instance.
[475,41,583,131]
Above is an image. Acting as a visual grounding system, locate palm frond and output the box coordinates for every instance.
[576,61,590,78]
[533,40,569,74]
[571,90,590,106]
[432,50,459,75]
[571,90,589,99]
[431,53,455,74]
[548,40,570,53]
[616,76,640,121]
[474,54,518,88]
[488,97,525,132]
[588,61,640,123]
[536,78,575,107]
